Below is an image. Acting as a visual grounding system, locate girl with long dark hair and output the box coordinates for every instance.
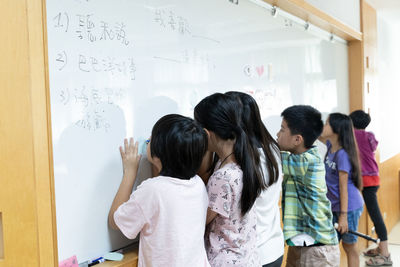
[194,93,263,266]
[225,91,283,267]
[320,113,364,267]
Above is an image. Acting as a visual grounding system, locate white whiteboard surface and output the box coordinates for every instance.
[46,0,349,262]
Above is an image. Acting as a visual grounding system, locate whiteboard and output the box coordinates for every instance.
[46,0,349,262]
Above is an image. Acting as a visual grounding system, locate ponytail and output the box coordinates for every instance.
[194,93,265,216]
[234,127,264,215]
[225,91,280,187]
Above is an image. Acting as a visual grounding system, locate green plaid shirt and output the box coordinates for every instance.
[281,146,338,245]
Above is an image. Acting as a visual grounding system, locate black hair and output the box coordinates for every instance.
[194,93,264,216]
[327,113,362,189]
[150,114,208,180]
[349,110,371,130]
[225,91,280,187]
[281,105,323,149]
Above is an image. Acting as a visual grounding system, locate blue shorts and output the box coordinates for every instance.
[332,207,363,244]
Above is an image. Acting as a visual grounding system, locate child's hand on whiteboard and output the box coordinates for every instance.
[120,138,142,177]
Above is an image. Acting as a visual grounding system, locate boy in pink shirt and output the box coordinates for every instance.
[109,114,210,267]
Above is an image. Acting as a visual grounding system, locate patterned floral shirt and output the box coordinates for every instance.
[205,162,260,267]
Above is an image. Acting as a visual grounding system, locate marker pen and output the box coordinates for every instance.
[88,257,105,266]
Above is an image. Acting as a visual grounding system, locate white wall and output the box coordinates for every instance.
[305,0,361,31]
[376,13,400,161]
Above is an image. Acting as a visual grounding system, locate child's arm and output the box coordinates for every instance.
[368,132,379,152]
[108,138,141,229]
[337,171,349,234]
[206,208,218,225]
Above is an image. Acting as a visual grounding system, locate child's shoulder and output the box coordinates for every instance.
[305,146,321,159]
[214,161,241,173]
[135,177,159,191]
[336,147,350,159]
[210,162,242,183]
[154,175,206,187]
[366,130,377,139]
[137,176,174,189]
[355,129,376,138]
[281,147,321,163]
[138,176,205,196]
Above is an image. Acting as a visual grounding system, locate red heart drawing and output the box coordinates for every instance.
[256,65,264,76]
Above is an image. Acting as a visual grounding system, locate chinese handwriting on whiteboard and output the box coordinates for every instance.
[52,11,131,46]
[51,9,135,132]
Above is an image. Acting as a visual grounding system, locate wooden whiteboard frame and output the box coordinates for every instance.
[261,0,363,41]
[0,0,364,266]
[28,0,58,265]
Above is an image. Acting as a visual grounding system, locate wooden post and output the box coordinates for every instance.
[0,0,57,266]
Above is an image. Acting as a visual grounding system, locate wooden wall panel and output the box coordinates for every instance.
[0,213,3,259]
[362,1,377,48]
[0,1,40,266]
[377,155,400,232]
[348,40,364,111]
[363,153,400,247]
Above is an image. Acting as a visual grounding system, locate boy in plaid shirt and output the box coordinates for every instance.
[277,105,339,267]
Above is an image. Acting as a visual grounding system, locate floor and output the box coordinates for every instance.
[359,221,400,266]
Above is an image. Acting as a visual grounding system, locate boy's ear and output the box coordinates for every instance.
[294,134,304,146]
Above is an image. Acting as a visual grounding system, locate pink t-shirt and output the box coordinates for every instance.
[354,129,379,176]
[205,162,260,267]
[114,175,210,267]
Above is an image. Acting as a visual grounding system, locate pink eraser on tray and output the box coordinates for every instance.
[59,255,79,267]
